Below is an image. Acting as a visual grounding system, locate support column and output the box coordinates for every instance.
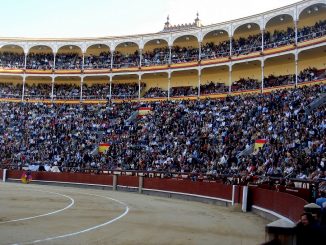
[168,46,172,65]
[198,42,202,61]
[24,52,27,69]
[138,73,142,100]
[261,29,264,53]
[80,76,84,102]
[261,60,264,93]
[168,71,171,100]
[295,52,298,88]
[109,76,112,100]
[139,49,143,67]
[53,52,56,70]
[82,52,85,70]
[51,76,55,101]
[198,68,201,97]
[21,75,26,102]
[228,65,232,94]
[110,51,114,70]
[294,20,298,46]
[229,36,233,57]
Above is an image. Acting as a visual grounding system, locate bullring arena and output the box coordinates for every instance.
[0,0,326,244]
[0,181,268,245]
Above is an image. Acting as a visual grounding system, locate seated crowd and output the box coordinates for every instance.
[111,82,146,99]
[24,83,51,99]
[26,53,54,70]
[0,20,324,69]
[142,48,169,66]
[112,51,139,68]
[143,87,168,98]
[82,84,109,100]
[0,82,22,98]
[0,84,325,184]
[84,52,111,69]
[53,84,80,100]
[0,67,324,100]
[55,53,82,70]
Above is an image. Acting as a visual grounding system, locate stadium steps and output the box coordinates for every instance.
[237,145,255,159]
[305,92,326,114]
[125,110,139,126]
[90,130,106,156]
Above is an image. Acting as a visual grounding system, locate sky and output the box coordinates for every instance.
[0,0,300,38]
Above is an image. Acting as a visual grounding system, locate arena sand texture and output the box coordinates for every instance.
[0,182,268,245]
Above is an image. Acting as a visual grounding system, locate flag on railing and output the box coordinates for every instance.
[98,143,110,154]
[254,139,267,151]
[138,107,152,117]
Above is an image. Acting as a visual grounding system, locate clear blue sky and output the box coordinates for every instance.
[0,0,299,38]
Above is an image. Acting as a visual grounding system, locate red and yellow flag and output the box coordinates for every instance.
[254,139,267,150]
[138,107,152,116]
[98,143,110,154]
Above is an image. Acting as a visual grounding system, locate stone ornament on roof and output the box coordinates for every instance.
[161,12,203,32]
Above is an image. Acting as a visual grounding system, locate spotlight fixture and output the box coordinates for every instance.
[247,24,252,29]
[314,6,319,11]
[185,36,190,41]
[280,16,284,21]
[307,9,312,14]
[69,46,73,50]
[156,40,160,44]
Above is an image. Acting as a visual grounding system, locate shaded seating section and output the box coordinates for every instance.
[171,46,199,64]
[170,86,198,96]
[113,51,139,68]
[24,83,51,99]
[55,53,82,70]
[142,48,169,66]
[1,85,325,179]
[232,78,261,91]
[201,41,230,59]
[264,28,295,49]
[0,82,22,98]
[26,53,54,70]
[0,52,24,69]
[84,52,111,69]
[53,84,80,100]
[264,74,294,87]
[0,20,324,69]
[111,82,146,99]
[143,87,168,98]
[298,20,326,42]
[200,82,228,94]
[232,35,262,56]
[83,84,109,100]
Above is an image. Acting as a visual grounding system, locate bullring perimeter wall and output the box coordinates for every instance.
[2,169,307,222]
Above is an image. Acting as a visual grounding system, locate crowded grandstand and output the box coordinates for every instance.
[0,0,325,244]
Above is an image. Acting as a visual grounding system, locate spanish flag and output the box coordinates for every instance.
[254,139,267,151]
[138,107,152,116]
[98,143,110,154]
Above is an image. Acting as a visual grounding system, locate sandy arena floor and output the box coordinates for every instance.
[0,182,268,245]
